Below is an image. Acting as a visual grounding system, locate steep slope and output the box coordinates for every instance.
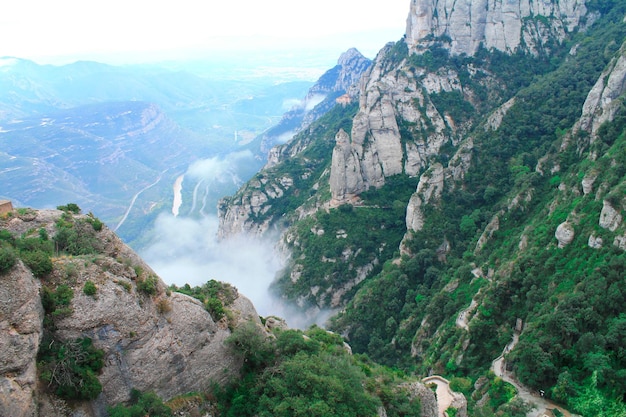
[217,0,626,415]
[0,207,259,417]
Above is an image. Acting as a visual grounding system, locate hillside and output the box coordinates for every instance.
[217,0,626,415]
[0,205,446,417]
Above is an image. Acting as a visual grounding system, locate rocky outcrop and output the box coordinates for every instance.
[0,209,258,416]
[329,129,365,203]
[405,0,589,56]
[260,48,371,159]
[599,199,623,231]
[402,381,438,417]
[574,41,626,144]
[0,263,43,417]
[406,163,445,233]
[556,221,576,247]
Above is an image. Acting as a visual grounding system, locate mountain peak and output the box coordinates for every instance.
[405,0,589,56]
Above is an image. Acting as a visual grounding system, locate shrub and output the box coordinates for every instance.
[57,203,81,214]
[137,275,158,295]
[0,246,17,274]
[157,298,172,314]
[107,389,173,417]
[83,280,97,297]
[38,337,104,400]
[20,250,53,278]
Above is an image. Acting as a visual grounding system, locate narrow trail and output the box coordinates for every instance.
[114,170,167,232]
[491,333,575,417]
[456,299,477,331]
[422,376,457,417]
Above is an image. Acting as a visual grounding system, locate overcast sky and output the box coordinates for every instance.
[0,0,409,65]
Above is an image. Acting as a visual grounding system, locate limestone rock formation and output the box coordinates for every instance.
[0,263,43,417]
[406,163,445,233]
[405,0,589,56]
[0,209,258,416]
[329,129,365,203]
[574,41,626,143]
[599,199,623,231]
[556,221,576,247]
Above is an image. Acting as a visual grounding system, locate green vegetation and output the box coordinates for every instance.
[83,280,97,297]
[0,246,17,274]
[255,4,626,415]
[38,337,104,400]
[171,280,238,322]
[137,274,158,295]
[108,389,173,417]
[215,322,422,417]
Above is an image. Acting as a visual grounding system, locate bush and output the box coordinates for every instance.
[108,389,173,417]
[83,280,97,297]
[0,246,17,274]
[57,203,81,214]
[20,250,53,278]
[38,337,104,400]
[137,275,158,295]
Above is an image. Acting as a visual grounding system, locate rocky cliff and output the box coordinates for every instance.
[406,0,590,56]
[0,208,259,417]
[215,0,626,412]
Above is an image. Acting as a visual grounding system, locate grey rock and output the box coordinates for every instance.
[405,0,588,56]
[599,200,623,231]
[556,221,576,248]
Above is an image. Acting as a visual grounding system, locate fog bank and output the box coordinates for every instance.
[140,213,332,328]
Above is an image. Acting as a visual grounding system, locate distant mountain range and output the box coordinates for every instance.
[0,57,313,244]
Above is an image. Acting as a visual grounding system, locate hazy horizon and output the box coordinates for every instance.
[1,1,408,68]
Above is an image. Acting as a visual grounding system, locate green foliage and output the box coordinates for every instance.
[255,351,379,417]
[83,280,97,297]
[0,245,17,274]
[137,275,158,295]
[569,371,626,417]
[56,203,81,214]
[215,320,432,416]
[42,284,74,318]
[449,377,473,397]
[225,321,274,371]
[107,389,173,417]
[172,280,238,321]
[53,216,100,256]
[38,337,104,400]
[20,249,53,278]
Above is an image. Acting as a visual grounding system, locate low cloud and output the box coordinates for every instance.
[140,213,333,329]
[186,150,253,181]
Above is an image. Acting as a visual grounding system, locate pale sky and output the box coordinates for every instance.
[0,0,409,65]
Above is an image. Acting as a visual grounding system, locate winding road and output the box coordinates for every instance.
[422,376,458,417]
[114,170,167,232]
[491,333,575,417]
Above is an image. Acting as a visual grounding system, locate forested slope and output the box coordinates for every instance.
[217,1,626,415]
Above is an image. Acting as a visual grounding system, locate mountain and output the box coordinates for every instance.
[254,48,372,159]
[217,0,626,415]
[0,206,442,417]
[0,58,313,246]
[0,207,260,417]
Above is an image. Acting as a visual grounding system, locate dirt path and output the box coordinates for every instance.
[456,299,477,331]
[491,333,575,417]
[422,376,456,417]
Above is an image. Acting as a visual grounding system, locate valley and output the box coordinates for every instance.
[1,0,625,416]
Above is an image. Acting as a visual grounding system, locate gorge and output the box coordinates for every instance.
[1,0,626,416]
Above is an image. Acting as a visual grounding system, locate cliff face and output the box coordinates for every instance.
[0,209,259,417]
[406,0,589,56]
